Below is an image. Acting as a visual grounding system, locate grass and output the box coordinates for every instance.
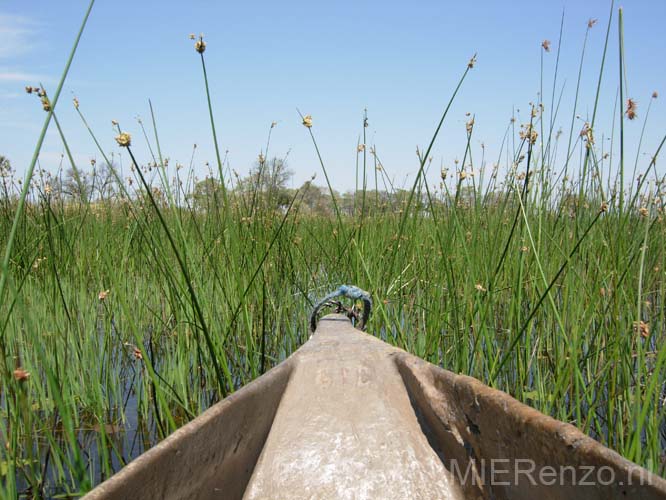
[1,3,665,497]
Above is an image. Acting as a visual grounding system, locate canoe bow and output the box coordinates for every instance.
[84,314,666,499]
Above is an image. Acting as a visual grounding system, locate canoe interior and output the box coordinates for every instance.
[84,315,666,499]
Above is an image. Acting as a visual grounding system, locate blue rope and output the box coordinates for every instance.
[309,285,373,332]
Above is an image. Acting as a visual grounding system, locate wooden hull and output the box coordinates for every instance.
[85,315,666,499]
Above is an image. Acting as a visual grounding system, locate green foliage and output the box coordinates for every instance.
[1,2,665,496]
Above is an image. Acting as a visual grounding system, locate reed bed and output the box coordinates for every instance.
[0,2,664,497]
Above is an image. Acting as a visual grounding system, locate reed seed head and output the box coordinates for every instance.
[73,97,79,109]
[195,34,206,53]
[588,18,597,28]
[115,132,131,147]
[519,123,538,145]
[542,40,551,52]
[302,115,313,128]
[13,368,30,382]
[625,98,638,120]
[634,321,649,338]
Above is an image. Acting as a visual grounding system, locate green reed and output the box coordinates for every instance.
[0,4,664,498]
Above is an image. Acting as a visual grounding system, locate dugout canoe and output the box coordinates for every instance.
[85,314,666,499]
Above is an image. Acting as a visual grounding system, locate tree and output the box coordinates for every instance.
[92,162,122,200]
[249,157,292,193]
[298,181,337,216]
[62,167,92,202]
[236,157,293,213]
[189,177,225,211]
[0,155,14,207]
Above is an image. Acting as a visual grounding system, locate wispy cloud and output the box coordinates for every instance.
[0,14,54,87]
[0,69,54,83]
[0,14,40,59]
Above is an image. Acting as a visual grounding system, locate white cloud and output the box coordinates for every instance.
[0,70,53,83]
[0,14,39,59]
[0,14,54,85]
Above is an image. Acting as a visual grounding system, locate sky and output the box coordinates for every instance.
[0,0,664,193]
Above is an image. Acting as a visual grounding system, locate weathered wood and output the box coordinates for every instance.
[85,314,666,499]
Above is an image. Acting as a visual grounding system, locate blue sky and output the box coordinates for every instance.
[1,0,664,192]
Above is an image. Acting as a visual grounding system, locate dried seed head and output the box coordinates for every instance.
[73,97,79,109]
[475,283,487,293]
[98,289,110,301]
[25,86,33,94]
[639,206,649,217]
[588,18,598,28]
[195,34,206,53]
[465,117,474,134]
[580,122,594,146]
[600,201,609,213]
[13,368,30,382]
[357,144,365,152]
[41,97,51,112]
[189,33,196,40]
[115,132,131,147]
[302,114,313,128]
[519,124,538,145]
[467,54,477,68]
[652,91,658,99]
[634,321,649,338]
[542,40,551,52]
[625,98,638,120]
